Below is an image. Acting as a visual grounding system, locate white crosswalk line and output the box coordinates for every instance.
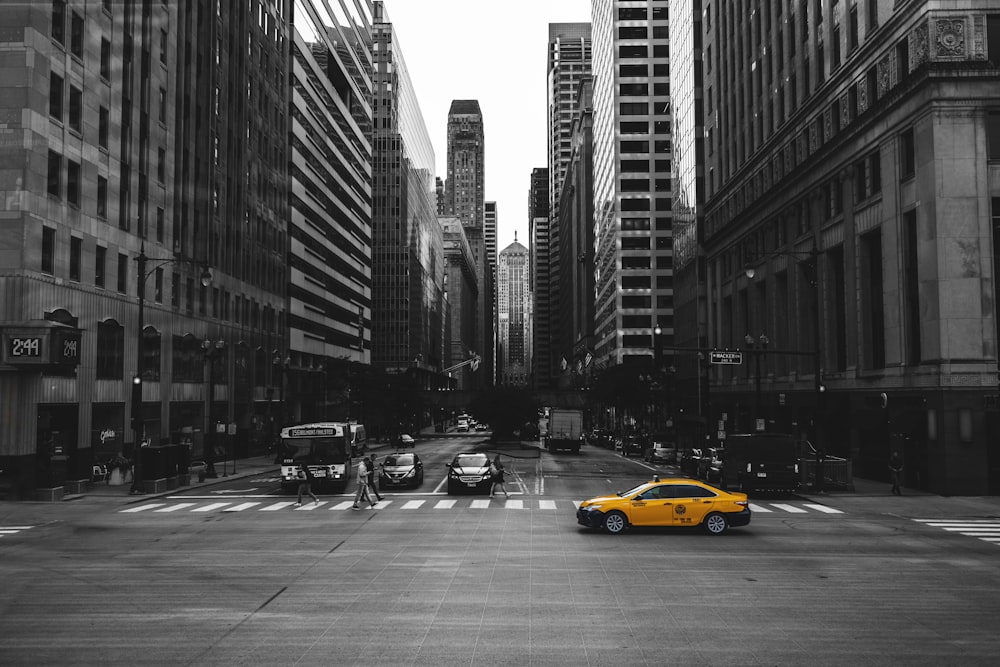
[572,500,582,509]
[192,503,231,512]
[223,502,261,512]
[749,503,773,512]
[293,501,326,510]
[329,501,355,511]
[470,499,490,508]
[504,499,525,509]
[155,503,196,513]
[372,500,390,509]
[260,502,297,511]
[401,500,425,509]
[434,499,456,509]
[538,500,557,510]
[769,503,807,513]
[121,504,166,513]
[802,503,843,514]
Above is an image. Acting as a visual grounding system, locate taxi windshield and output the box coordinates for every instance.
[618,483,653,497]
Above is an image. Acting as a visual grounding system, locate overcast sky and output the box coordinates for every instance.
[382,0,592,252]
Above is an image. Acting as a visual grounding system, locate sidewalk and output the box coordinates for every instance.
[799,474,1000,517]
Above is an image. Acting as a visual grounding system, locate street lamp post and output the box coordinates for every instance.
[202,338,226,478]
[130,244,212,494]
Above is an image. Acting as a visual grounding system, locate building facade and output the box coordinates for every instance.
[498,238,531,386]
[441,216,479,390]
[702,1,1000,494]
[0,0,288,498]
[372,2,444,389]
[590,0,674,369]
[528,167,552,389]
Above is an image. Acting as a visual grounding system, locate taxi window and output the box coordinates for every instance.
[673,484,717,498]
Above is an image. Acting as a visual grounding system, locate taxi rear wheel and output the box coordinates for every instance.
[703,512,728,535]
[603,511,628,534]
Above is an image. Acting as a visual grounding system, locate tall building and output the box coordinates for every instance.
[445,99,493,387]
[556,76,596,388]
[591,0,674,369]
[528,168,552,388]
[483,200,498,384]
[288,0,373,423]
[372,1,444,386]
[484,201,498,276]
[436,177,447,215]
[702,2,1000,494]
[498,238,531,386]
[441,216,479,390]
[669,0,707,414]
[0,1,288,498]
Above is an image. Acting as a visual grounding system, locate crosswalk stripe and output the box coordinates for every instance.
[121,504,166,513]
[260,502,297,511]
[504,499,525,509]
[749,503,773,512]
[224,502,262,512]
[802,503,843,514]
[769,503,807,513]
[434,499,456,509]
[401,500,425,509]
[293,501,326,510]
[538,500,557,510]
[470,499,490,508]
[979,538,1000,543]
[0,526,34,530]
[330,501,355,510]
[373,500,391,509]
[572,501,582,509]
[155,503,197,513]
[192,503,230,512]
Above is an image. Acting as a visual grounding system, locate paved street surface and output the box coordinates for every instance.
[2,438,1000,666]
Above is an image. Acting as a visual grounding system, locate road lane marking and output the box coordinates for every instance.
[504,499,525,509]
[223,502,262,512]
[434,499,456,509]
[192,503,231,512]
[260,502,297,511]
[748,503,773,512]
[154,503,196,512]
[538,500,557,510]
[470,499,490,508]
[121,504,166,512]
[802,503,843,514]
[769,503,807,513]
[329,501,355,510]
[401,500,425,509]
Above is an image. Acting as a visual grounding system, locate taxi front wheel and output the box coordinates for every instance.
[703,512,728,535]
[603,511,628,534]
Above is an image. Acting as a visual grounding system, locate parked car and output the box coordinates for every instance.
[680,448,704,476]
[446,452,493,494]
[576,477,751,535]
[699,448,724,482]
[379,452,423,489]
[644,442,678,464]
[621,435,646,458]
[397,433,415,447]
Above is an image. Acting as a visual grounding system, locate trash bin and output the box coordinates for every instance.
[177,443,191,474]
[140,446,163,480]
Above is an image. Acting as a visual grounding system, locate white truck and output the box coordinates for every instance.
[545,409,584,453]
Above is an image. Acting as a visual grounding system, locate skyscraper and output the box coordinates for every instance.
[591,0,673,368]
[528,168,551,389]
[498,238,531,386]
[372,1,444,386]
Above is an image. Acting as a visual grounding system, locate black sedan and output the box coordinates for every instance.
[446,452,493,494]
[379,452,423,489]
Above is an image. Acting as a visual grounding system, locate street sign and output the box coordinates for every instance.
[710,350,743,365]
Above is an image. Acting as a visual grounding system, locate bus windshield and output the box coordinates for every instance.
[279,437,349,464]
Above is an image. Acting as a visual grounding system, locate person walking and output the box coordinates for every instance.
[353,456,377,510]
[490,454,510,500]
[889,451,903,496]
[366,455,383,502]
[295,463,319,506]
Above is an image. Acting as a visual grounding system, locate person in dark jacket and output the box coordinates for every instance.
[490,454,510,500]
[366,455,383,501]
[296,463,319,506]
[888,451,903,495]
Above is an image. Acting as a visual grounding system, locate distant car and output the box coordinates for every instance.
[680,448,704,476]
[621,437,645,457]
[398,433,415,447]
[475,423,488,432]
[379,452,423,489]
[645,442,678,464]
[576,477,751,535]
[456,423,470,433]
[446,452,493,494]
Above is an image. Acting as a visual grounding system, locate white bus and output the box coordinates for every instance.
[277,422,353,491]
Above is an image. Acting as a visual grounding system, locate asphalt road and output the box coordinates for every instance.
[2,436,999,666]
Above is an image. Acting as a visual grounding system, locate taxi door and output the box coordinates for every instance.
[668,484,716,527]
[628,485,676,526]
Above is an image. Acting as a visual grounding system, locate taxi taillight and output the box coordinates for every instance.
[736,500,749,508]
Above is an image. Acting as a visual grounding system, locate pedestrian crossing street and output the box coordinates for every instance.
[0,525,34,538]
[914,519,1000,546]
[119,498,845,515]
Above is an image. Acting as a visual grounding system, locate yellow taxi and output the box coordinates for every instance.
[576,477,751,535]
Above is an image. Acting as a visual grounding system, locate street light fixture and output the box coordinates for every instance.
[202,338,226,478]
[130,243,212,494]
[744,332,770,431]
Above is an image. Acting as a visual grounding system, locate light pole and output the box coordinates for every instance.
[202,338,226,478]
[130,244,212,494]
[744,332,769,431]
